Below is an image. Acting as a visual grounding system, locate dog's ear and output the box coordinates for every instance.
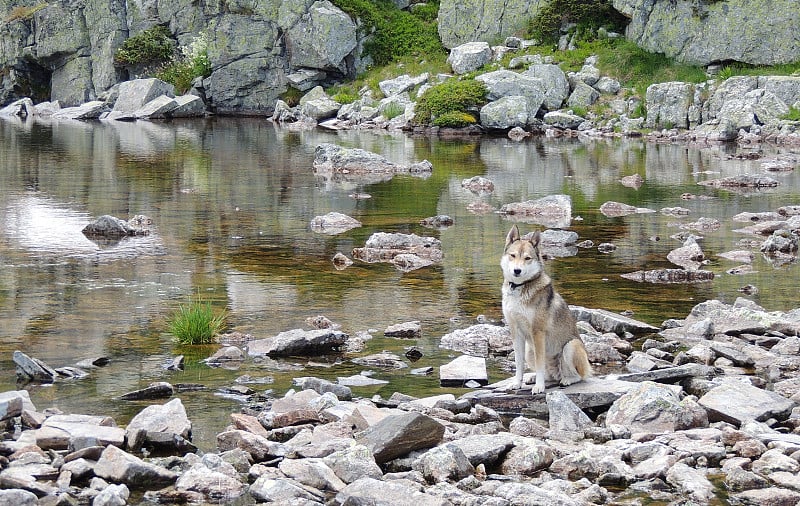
[505,224,520,247]
[529,230,541,248]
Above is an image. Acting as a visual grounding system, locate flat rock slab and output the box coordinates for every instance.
[247,329,348,357]
[439,355,488,387]
[570,306,660,334]
[614,363,717,384]
[464,377,638,417]
[356,412,445,464]
[699,380,796,424]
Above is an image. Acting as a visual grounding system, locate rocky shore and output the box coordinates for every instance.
[3,297,800,505]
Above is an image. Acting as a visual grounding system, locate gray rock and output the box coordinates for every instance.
[94,445,177,488]
[547,390,594,436]
[599,201,655,217]
[566,81,600,109]
[356,412,445,463]
[82,215,149,239]
[476,70,545,106]
[437,0,539,49]
[286,0,357,74]
[620,269,715,284]
[322,444,383,484]
[523,64,569,111]
[335,476,448,505]
[379,73,428,97]
[247,329,348,357]
[313,143,403,174]
[412,444,474,483]
[645,81,693,129]
[699,380,796,425]
[351,352,408,369]
[570,306,660,334]
[614,0,800,66]
[279,458,346,492]
[729,488,800,506]
[480,95,535,130]
[0,391,26,421]
[594,76,621,95]
[0,98,35,117]
[499,194,572,229]
[51,101,109,120]
[543,110,585,130]
[126,398,192,440]
[171,95,206,117]
[439,324,511,357]
[293,377,352,400]
[127,95,178,120]
[0,489,38,505]
[446,42,492,74]
[112,79,175,114]
[36,414,126,451]
[249,476,324,503]
[352,232,443,265]
[12,351,57,383]
[299,87,342,121]
[447,433,515,468]
[175,463,246,501]
[310,212,361,235]
[606,381,708,432]
[665,462,715,502]
[384,321,421,338]
[119,382,174,401]
[93,483,130,506]
[667,237,705,271]
[216,429,288,462]
[439,355,488,387]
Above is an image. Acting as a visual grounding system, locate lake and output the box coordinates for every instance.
[1,116,798,449]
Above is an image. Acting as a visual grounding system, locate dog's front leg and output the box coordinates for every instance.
[512,331,526,390]
[531,330,546,394]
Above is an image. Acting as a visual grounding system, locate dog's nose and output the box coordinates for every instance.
[513,268,521,276]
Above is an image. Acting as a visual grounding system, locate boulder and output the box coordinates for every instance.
[446,41,492,75]
[566,81,600,109]
[82,215,150,239]
[171,95,206,117]
[479,96,535,130]
[112,79,175,114]
[175,463,246,501]
[439,355,488,387]
[645,82,693,129]
[543,110,585,130]
[51,101,108,120]
[438,0,539,49]
[379,73,429,97]
[476,70,545,106]
[356,412,445,463]
[286,0,357,74]
[613,0,800,65]
[126,398,192,440]
[247,329,348,357]
[698,380,796,425]
[94,445,177,488]
[523,64,569,111]
[310,212,361,234]
[352,232,443,264]
[605,381,708,432]
[499,194,572,229]
[12,351,56,383]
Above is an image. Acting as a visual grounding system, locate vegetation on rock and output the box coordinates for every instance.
[168,296,227,345]
[113,25,175,67]
[413,78,487,126]
[156,32,212,94]
[527,0,627,44]
[332,0,445,66]
[3,2,47,23]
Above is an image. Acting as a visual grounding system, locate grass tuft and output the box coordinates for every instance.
[168,296,228,345]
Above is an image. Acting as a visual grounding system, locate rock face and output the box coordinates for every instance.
[0,0,361,113]
[437,0,545,49]
[613,0,800,66]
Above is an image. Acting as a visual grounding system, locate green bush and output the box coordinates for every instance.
[433,111,477,128]
[382,101,405,119]
[156,32,211,94]
[783,106,800,121]
[168,296,227,345]
[332,0,444,66]
[413,79,487,126]
[528,0,627,44]
[114,25,175,67]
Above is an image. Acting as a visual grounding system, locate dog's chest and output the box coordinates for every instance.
[502,288,537,323]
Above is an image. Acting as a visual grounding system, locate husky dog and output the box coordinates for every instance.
[501,224,591,394]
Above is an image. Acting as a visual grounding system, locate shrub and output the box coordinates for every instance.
[528,0,627,44]
[4,2,47,23]
[168,296,227,345]
[413,79,487,126]
[156,32,211,94]
[114,25,175,67]
[433,111,477,128]
[382,101,405,119]
[332,0,444,66]
[332,89,359,104]
[783,106,800,121]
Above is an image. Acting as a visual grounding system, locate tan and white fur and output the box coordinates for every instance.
[501,224,591,394]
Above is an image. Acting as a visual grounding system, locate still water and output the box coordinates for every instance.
[1,117,799,449]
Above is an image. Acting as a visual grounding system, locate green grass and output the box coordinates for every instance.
[783,106,800,121]
[168,296,228,345]
[413,78,487,125]
[3,2,47,23]
[114,25,175,67]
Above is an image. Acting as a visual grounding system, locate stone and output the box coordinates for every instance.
[543,110,585,129]
[352,232,443,265]
[446,42,492,75]
[546,390,594,436]
[175,463,246,500]
[323,444,383,484]
[412,444,474,483]
[499,194,572,229]
[438,0,537,49]
[698,380,796,424]
[379,73,428,97]
[476,70,545,105]
[247,329,348,357]
[310,212,361,234]
[126,398,192,440]
[439,324,512,357]
[605,381,708,432]
[119,382,174,401]
[278,458,346,492]
[501,439,555,476]
[384,321,421,338]
[620,269,715,284]
[92,483,130,506]
[599,201,655,217]
[439,355,488,387]
[13,351,57,383]
[644,81,693,129]
[112,78,175,114]
[480,96,535,130]
[36,415,126,451]
[216,430,288,462]
[249,475,323,503]
[0,391,25,420]
[286,0,357,74]
[335,476,448,506]
[94,445,177,488]
[665,462,715,503]
[523,64,569,111]
[356,412,445,463]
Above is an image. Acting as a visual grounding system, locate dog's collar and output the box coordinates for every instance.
[507,279,533,291]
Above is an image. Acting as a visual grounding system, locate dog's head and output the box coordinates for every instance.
[501,224,543,282]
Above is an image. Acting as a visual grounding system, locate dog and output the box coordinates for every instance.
[501,224,591,394]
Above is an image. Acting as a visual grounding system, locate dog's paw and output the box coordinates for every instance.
[531,383,545,395]
[560,376,580,387]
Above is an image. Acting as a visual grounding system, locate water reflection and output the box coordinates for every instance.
[1,116,799,450]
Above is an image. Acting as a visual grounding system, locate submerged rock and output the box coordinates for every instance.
[621,269,715,284]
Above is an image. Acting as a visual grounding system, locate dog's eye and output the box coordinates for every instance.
[524,256,532,261]
[508,253,516,259]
